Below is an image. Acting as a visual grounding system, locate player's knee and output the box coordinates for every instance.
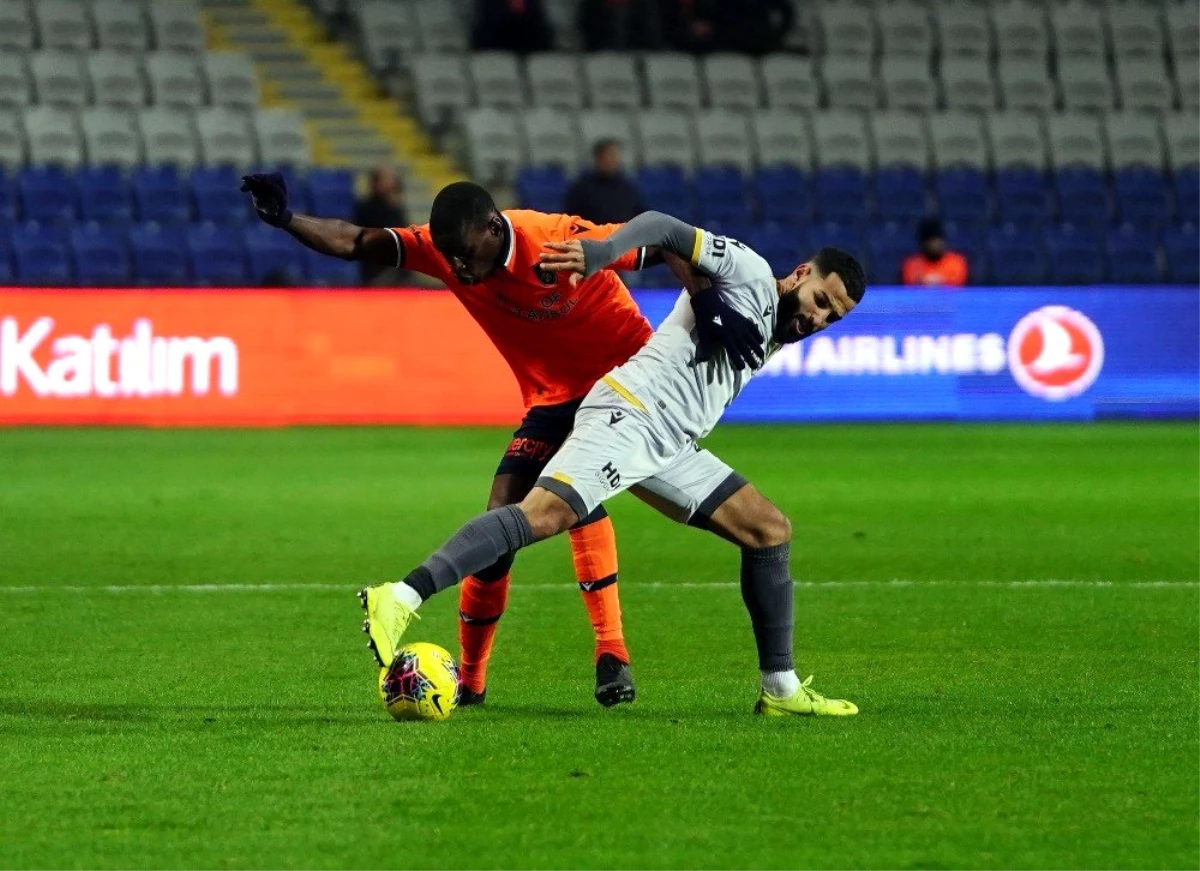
[746,508,792,549]
[518,489,578,540]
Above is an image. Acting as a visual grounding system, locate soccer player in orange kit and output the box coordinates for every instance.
[240,172,654,707]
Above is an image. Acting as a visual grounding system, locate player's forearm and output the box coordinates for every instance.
[580,212,699,277]
[284,215,394,264]
[664,251,712,297]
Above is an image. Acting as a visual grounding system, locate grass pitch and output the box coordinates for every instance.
[1,423,1197,870]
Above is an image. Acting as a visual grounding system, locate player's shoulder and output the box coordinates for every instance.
[503,209,566,233]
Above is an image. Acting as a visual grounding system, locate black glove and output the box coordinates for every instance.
[239,171,293,227]
[690,287,764,371]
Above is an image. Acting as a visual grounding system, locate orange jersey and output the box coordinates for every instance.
[388,210,653,408]
[902,251,969,287]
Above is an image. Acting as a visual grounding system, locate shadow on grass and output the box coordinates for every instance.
[0,698,379,727]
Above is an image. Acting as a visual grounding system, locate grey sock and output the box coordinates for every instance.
[740,543,795,673]
[412,505,535,597]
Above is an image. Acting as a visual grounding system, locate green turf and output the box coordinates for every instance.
[0,423,1196,870]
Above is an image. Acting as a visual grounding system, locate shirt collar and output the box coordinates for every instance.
[499,213,516,271]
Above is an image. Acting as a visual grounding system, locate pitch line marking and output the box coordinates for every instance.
[0,580,1195,594]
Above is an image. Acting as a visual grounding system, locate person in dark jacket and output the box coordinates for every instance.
[471,0,555,54]
[563,140,644,225]
[579,0,663,51]
[353,166,408,285]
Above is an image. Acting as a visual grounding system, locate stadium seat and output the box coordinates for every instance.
[525,54,582,109]
[815,167,870,224]
[35,0,92,52]
[645,53,702,110]
[1105,225,1162,282]
[992,4,1049,61]
[13,222,72,285]
[579,110,636,166]
[817,6,877,57]
[243,223,308,285]
[753,166,810,225]
[93,0,149,51]
[822,56,877,111]
[760,54,818,111]
[72,223,132,285]
[306,246,360,286]
[1177,59,1199,112]
[936,7,992,58]
[995,168,1052,226]
[583,53,641,110]
[31,51,88,107]
[516,165,568,212]
[146,52,204,108]
[132,165,190,223]
[751,223,809,276]
[129,221,190,285]
[255,108,313,168]
[1116,56,1174,113]
[81,107,141,168]
[1164,114,1200,172]
[1059,57,1113,112]
[637,110,696,170]
[987,225,1047,284]
[988,113,1048,170]
[928,112,988,170]
[0,0,35,52]
[881,56,936,111]
[1106,112,1166,172]
[1163,223,1200,284]
[307,168,356,219]
[149,2,206,54]
[0,238,12,283]
[810,220,867,264]
[1050,3,1106,59]
[997,57,1054,112]
[413,0,468,53]
[753,111,814,170]
[196,107,257,166]
[77,165,134,224]
[1056,167,1112,226]
[470,52,524,109]
[412,55,471,129]
[0,54,31,106]
[0,168,14,221]
[1045,224,1105,284]
[18,166,78,223]
[358,1,418,73]
[1107,6,1165,59]
[522,106,580,171]
[874,166,929,223]
[703,54,760,111]
[693,166,750,224]
[813,110,871,171]
[1167,4,1200,60]
[870,111,930,170]
[867,222,913,284]
[940,56,996,113]
[205,53,260,109]
[138,107,199,167]
[186,222,249,286]
[878,2,933,58]
[944,219,989,283]
[636,166,694,219]
[23,106,83,167]
[935,167,991,223]
[1113,168,1171,227]
[695,109,753,172]
[191,166,249,224]
[1174,167,1200,224]
[88,52,146,108]
[464,107,523,184]
[1047,114,1106,170]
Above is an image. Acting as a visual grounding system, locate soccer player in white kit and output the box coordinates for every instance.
[360,211,867,716]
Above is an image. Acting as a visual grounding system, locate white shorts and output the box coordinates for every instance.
[536,380,747,526]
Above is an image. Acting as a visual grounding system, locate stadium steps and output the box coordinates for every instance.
[201,0,463,213]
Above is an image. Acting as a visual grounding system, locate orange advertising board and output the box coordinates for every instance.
[0,289,524,426]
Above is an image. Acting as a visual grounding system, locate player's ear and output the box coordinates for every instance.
[488,215,504,237]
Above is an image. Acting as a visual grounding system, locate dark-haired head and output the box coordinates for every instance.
[773,246,866,345]
[429,181,504,284]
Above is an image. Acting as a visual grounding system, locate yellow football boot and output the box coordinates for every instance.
[357,583,418,668]
[755,675,859,717]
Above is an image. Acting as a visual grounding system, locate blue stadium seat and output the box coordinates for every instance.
[132,166,191,224]
[1055,167,1111,227]
[995,168,1052,226]
[77,166,134,224]
[1105,225,1162,283]
[307,168,356,219]
[517,166,569,213]
[987,225,1047,284]
[129,222,190,286]
[867,223,913,284]
[1113,169,1170,228]
[1045,224,1105,284]
[243,223,308,285]
[276,167,312,216]
[874,168,928,224]
[810,220,868,265]
[186,222,249,286]
[17,167,78,224]
[1163,223,1199,284]
[754,166,810,226]
[1173,168,1199,224]
[11,222,72,285]
[943,219,989,283]
[814,168,869,224]
[0,222,13,283]
[191,166,250,224]
[637,166,694,220]
[694,167,751,224]
[0,169,15,222]
[935,168,990,224]
[749,223,808,276]
[306,247,360,286]
[71,223,132,285]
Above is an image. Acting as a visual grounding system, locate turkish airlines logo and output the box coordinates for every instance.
[1007,306,1104,401]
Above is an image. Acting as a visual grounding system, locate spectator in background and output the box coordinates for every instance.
[472,0,554,54]
[903,217,969,287]
[580,0,663,51]
[711,0,793,55]
[564,139,645,225]
[661,0,716,53]
[354,166,408,286]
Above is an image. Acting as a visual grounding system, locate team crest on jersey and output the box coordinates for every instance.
[533,265,557,286]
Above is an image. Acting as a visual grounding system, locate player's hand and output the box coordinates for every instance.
[239,171,293,228]
[690,287,764,371]
[539,241,585,287]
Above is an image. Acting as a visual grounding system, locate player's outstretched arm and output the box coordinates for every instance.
[240,172,397,265]
[541,211,700,280]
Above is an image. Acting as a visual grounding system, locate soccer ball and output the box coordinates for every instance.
[378,642,460,722]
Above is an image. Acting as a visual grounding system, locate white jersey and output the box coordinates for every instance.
[604,229,778,443]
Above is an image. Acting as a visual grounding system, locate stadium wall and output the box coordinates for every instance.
[0,287,1195,426]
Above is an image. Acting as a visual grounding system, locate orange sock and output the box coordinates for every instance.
[569,513,630,664]
[457,574,509,693]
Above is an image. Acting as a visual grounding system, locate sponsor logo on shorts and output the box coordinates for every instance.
[505,437,557,462]
[596,461,621,490]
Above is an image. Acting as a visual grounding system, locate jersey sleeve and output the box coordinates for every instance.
[690,227,753,284]
[386,224,450,279]
[572,220,647,271]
